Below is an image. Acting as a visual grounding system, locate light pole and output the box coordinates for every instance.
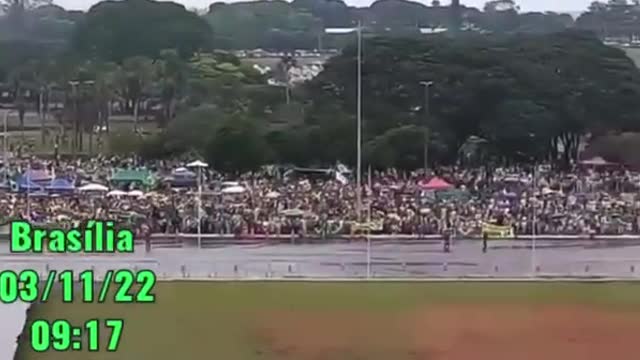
[531,163,537,277]
[3,110,14,183]
[326,22,363,222]
[419,81,434,175]
[187,160,209,249]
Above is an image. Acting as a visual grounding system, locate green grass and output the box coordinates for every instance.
[16,281,640,360]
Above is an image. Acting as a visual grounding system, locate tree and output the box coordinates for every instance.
[154,49,186,127]
[206,115,270,172]
[71,0,212,62]
[302,31,640,167]
[1,0,52,31]
[116,56,155,131]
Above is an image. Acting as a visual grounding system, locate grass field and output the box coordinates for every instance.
[16,281,640,360]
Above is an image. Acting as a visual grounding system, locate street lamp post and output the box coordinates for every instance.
[187,160,209,249]
[419,81,434,175]
[3,110,13,183]
[531,164,537,276]
[325,22,363,222]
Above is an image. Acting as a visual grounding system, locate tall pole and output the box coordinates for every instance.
[197,166,202,249]
[356,21,363,223]
[3,111,9,183]
[419,81,433,175]
[26,161,31,220]
[366,165,372,278]
[531,164,537,276]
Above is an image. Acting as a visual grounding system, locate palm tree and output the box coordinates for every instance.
[154,49,185,128]
[117,56,155,132]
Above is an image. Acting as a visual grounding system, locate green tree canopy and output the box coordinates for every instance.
[71,0,212,62]
[302,31,640,167]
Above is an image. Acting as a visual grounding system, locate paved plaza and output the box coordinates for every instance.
[3,238,640,359]
[2,238,640,279]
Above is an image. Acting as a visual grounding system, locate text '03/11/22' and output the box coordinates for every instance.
[8,220,135,254]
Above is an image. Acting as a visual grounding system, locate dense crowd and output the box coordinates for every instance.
[1,156,639,238]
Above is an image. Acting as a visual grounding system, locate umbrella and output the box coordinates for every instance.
[282,209,306,217]
[221,185,245,194]
[79,183,108,192]
[221,181,240,187]
[187,160,208,168]
[107,190,127,197]
[127,190,144,197]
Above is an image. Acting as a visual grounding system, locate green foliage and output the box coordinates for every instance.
[164,104,222,154]
[302,31,640,166]
[71,0,212,62]
[206,115,270,172]
[107,130,143,155]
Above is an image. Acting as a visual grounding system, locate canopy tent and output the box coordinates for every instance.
[110,169,156,186]
[46,178,75,192]
[172,168,196,177]
[17,177,44,192]
[22,169,51,183]
[419,177,453,190]
[171,177,197,188]
[579,156,617,167]
[79,183,108,192]
[171,167,197,188]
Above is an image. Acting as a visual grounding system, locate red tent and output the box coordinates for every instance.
[419,177,453,190]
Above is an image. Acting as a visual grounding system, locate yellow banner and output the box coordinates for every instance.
[482,223,514,239]
[352,221,384,233]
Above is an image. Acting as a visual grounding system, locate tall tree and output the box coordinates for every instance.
[71,0,212,62]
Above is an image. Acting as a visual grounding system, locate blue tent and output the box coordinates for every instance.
[171,177,197,187]
[46,178,75,193]
[17,177,43,192]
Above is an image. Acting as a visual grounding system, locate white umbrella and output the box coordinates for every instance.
[265,191,280,199]
[127,190,144,197]
[282,208,306,217]
[221,185,245,194]
[107,190,127,197]
[79,183,108,192]
[187,160,208,168]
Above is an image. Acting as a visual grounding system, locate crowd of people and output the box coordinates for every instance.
[1,155,639,238]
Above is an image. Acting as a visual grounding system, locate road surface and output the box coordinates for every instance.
[1,239,640,279]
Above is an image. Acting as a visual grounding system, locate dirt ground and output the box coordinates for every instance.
[254,304,640,360]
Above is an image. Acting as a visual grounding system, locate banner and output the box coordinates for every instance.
[351,221,384,234]
[482,223,514,239]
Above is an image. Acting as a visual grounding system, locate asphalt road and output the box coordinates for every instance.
[3,238,640,359]
[2,239,640,279]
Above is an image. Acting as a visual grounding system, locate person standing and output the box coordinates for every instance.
[482,231,488,253]
[443,228,451,253]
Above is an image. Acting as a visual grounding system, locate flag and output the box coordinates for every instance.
[335,171,348,185]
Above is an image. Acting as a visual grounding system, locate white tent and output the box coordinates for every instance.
[79,183,108,192]
[221,185,245,194]
[107,190,127,197]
